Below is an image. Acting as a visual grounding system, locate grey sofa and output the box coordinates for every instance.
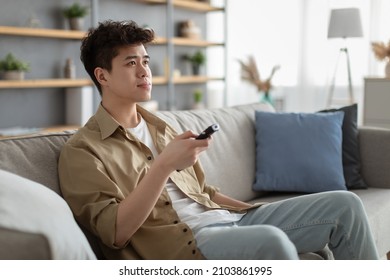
[1,103,390,260]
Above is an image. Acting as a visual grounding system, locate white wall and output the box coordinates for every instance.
[216,0,390,113]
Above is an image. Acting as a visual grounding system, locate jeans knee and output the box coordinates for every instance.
[260,226,298,259]
[330,191,364,212]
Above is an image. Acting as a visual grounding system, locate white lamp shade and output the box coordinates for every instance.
[327,8,363,39]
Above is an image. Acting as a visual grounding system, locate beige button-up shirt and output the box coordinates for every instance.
[59,104,244,259]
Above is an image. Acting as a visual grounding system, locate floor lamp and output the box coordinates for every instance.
[327,8,363,107]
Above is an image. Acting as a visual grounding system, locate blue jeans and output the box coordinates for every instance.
[195,191,379,260]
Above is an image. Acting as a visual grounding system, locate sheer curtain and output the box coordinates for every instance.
[221,0,390,113]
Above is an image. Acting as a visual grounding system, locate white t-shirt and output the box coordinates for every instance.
[127,116,243,235]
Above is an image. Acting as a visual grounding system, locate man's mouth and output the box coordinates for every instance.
[137,82,152,88]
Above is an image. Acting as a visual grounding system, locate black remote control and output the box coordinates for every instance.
[196,124,220,140]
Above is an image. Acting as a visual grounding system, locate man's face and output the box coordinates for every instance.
[103,44,152,103]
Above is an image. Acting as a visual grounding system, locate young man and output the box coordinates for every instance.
[58,20,379,260]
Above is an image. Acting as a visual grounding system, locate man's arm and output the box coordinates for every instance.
[115,131,211,247]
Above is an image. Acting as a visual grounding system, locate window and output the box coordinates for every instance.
[220,0,389,111]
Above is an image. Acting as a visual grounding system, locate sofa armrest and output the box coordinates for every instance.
[359,127,390,189]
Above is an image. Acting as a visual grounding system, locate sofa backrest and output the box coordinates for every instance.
[0,132,73,196]
[0,103,273,201]
[158,102,273,201]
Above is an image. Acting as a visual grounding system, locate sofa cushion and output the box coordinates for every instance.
[0,169,96,259]
[253,111,347,193]
[319,104,367,189]
[351,188,390,258]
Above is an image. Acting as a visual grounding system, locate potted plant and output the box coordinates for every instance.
[63,2,89,31]
[0,53,30,80]
[192,88,204,109]
[371,40,390,78]
[183,50,206,75]
[237,55,280,104]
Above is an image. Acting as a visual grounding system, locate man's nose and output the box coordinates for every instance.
[138,65,149,77]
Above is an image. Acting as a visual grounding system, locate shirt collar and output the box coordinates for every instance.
[137,105,167,133]
[95,103,167,140]
[94,104,121,140]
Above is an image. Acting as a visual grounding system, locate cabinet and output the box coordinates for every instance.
[363,77,390,129]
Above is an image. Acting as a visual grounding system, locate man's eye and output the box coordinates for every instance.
[128,61,136,66]
[144,60,150,65]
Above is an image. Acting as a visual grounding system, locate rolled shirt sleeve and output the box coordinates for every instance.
[58,139,122,248]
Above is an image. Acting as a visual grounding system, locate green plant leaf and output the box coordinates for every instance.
[63,3,88,18]
[0,53,30,72]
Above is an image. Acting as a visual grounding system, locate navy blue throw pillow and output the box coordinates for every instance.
[253,111,347,193]
[319,104,367,189]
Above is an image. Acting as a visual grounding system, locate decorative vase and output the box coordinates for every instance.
[192,101,204,110]
[64,58,76,79]
[180,21,201,39]
[385,60,390,79]
[260,92,273,105]
[2,71,25,80]
[68,17,84,31]
[192,64,200,76]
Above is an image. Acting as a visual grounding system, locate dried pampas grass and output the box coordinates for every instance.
[371,40,390,61]
[237,55,280,94]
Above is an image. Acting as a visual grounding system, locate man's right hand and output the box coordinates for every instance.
[157,130,211,173]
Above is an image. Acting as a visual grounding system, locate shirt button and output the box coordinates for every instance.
[165,201,170,206]
[173,220,178,224]
[188,241,192,245]
[147,156,152,160]
[192,250,196,254]
[183,228,188,233]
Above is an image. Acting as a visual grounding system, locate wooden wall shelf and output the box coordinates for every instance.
[0,76,222,89]
[153,75,223,85]
[171,37,223,47]
[0,26,86,39]
[151,37,223,46]
[173,75,223,84]
[172,0,224,12]
[0,79,93,89]
[152,76,168,85]
[42,125,80,133]
[0,27,221,47]
[137,0,224,12]
[153,37,168,44]
[0,125,80,139]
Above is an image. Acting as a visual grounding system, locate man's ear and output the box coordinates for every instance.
[94,67,108,85]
